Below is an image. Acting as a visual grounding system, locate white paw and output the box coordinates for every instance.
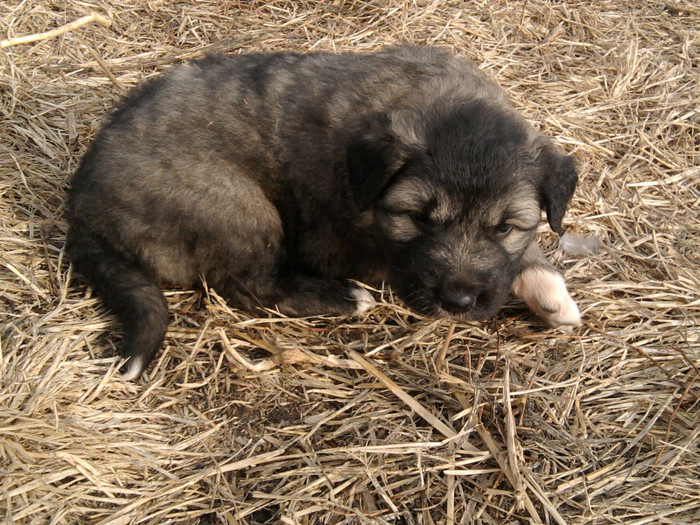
[119,355,146,381]
[511,267,581,329]
[349,286,374,315]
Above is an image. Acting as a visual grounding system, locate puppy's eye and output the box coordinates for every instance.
[495,222,514,236]
[410,211,433,229]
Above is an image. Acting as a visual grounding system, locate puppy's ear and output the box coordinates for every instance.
[536,139,578,234]
[346,112,419,211]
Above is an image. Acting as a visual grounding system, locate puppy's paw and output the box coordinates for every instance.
[511,267,581,329]
[119,355,147,381]
[349,286,375,315]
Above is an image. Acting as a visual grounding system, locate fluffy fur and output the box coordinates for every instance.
[66,46,580,379]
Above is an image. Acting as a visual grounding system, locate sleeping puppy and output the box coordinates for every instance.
[66,46,581,380]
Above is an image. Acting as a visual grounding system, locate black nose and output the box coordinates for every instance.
[438,287,477,314]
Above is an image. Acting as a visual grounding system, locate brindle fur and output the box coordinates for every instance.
[66,46,579,379]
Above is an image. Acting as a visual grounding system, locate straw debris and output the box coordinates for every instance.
[1,1,698,523]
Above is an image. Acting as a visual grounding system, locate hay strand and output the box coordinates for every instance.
[1,12,110,49]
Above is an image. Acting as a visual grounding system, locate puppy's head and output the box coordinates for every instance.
[347,100,577,319]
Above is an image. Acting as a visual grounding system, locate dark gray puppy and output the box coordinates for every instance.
[67,46,581,380]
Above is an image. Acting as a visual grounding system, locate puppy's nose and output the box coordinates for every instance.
[438,287,477,314]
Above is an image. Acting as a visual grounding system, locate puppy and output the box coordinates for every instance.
[66,46,581,380]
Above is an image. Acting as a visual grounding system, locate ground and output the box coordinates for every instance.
[1,1,698,524]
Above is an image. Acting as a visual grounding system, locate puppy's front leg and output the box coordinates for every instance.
[276,274,375,317]
[230,273,374,318]
[511,242,581,329]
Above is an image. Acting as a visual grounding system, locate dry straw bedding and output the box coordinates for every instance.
[1,1,698,523]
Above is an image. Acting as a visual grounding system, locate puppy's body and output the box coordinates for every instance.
[67,46,580,379]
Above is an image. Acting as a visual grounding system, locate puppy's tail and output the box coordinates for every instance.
[66,220,168,380]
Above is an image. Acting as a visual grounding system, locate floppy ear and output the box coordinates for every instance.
[536,139,578,234]
[346,112,417,211]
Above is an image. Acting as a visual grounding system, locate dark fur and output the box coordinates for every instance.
[66,46,577,378]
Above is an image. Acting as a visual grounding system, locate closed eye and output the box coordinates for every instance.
[410,209,434,229]
[495,217,539,237]
[495,222,514,235]
[405,199,438,230]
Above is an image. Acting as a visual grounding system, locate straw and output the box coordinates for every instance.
[1,1,698,523]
